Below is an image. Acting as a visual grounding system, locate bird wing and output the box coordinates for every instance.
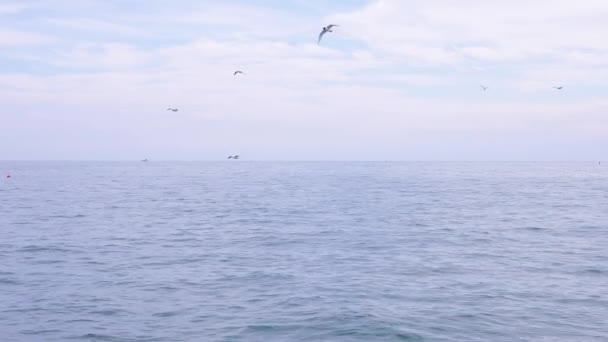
[327,24,339,29]
[318,30,326,44]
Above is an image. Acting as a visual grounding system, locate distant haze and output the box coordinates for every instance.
[1,0,607,161]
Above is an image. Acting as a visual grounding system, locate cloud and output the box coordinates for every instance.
[0,3,27,15]
[50,43,155,70]
[0,29,56,46]
[45,17,143,36]
[1,0,608,160]
[330,0,608,66]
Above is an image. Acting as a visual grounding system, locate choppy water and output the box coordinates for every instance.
[1,162,607,341]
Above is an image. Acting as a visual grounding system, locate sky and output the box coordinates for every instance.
[1,0,607,161]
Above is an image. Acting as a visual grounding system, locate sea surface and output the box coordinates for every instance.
[0,162,607,342]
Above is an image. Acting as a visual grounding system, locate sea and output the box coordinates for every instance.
[0,161,607,342]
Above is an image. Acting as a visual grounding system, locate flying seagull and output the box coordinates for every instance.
[234,70,245,76]
[228,155,240,160]
[318,24,339,44]
[553,86,563,90]
[167,108,179,112]
[480,84,488,91]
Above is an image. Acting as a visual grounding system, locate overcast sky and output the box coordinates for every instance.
[1,0,607,160]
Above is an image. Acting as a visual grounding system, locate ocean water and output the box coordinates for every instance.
[0,161,607,342]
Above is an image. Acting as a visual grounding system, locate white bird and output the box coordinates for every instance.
[234,70,245,76]
[167,108,178,112]
[318,24,339,44]
[480,84,488,91]
[553,86,563,90]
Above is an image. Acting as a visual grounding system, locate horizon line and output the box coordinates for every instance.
[0,160,603,163]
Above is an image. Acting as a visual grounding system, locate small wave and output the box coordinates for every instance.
[220,271,294,282]
[241,325,276,333]
[13,221,33,225]
[33,259,66,265]
[395,333,425,341]
[336,329,424,341]
[90,309,130,316]
[158,285,179,291]
[152,311,182,318]
[65,319,95,323]
[84,260,105,265]
[46,214,87,219]
[69,333,118,341]
[580,268,604,275]
[523,226,545,231]
[0,278,21,285]
[21,329,61,335]
[17,245,72,253]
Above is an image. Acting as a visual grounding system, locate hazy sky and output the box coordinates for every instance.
[2,0,607,160]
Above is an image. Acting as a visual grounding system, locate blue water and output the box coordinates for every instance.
[1,162,607,341]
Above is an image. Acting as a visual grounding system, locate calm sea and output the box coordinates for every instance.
[1,162,607,341]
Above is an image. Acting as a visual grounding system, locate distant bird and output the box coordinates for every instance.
[167,108,178,112]
[228,155,240,160]
[480,84,488,91]
[234,71,245,76]
[553,86,563,90]
[6,174,11,179]
[141,159,148,162]
[318,24,339,44]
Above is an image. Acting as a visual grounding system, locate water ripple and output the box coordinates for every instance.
[1,161,607,341]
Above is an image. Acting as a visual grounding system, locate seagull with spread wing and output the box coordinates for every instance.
[318,24,339,44]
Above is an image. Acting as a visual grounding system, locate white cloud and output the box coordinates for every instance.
[50,43,154,70]
[330,0,608,66]
[1,0,608,159]
[0,29,56,46]
[0,3,26,15]
[45,17,143,36]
